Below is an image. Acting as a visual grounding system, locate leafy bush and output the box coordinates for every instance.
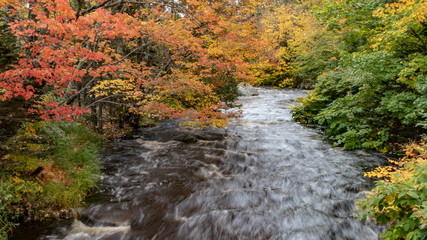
[357,141,427,240]
[0,121,103,238]
[0,181,18,239]
[292,0,427,150]
[203,73,239,107]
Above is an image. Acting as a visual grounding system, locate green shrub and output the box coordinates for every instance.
[357,142,427,240]
[0,121,103,238]
[292,50,426,150]
[0,181,17,239]
[292,0,427,150]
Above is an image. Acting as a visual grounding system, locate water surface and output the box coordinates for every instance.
[12,88,386,240]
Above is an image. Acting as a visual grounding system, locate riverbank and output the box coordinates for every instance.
[0,121,103,239]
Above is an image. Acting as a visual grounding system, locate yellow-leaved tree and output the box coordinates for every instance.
[254,0,334,88]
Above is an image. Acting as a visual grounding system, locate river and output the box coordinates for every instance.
[11,88,386,240]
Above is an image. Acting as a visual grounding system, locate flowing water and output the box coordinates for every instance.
[12,88,387,240]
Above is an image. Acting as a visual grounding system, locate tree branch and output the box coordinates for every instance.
[85,94,128,109]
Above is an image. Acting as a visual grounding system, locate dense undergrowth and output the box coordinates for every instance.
[0,121,103,239]
[357,141,427,240]
[290,0,426,151]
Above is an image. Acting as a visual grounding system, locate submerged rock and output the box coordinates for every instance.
[237,82,258,96]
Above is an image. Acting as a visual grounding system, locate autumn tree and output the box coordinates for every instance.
[254,0,331,88]
[0,0,271,131]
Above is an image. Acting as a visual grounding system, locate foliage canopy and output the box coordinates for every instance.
[291,0,427,151]
[0,0,273,129]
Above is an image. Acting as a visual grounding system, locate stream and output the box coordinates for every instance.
[11,88,387,240]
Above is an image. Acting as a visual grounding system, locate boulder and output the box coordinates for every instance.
[237,82,258,96]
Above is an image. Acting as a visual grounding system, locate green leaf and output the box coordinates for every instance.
[407,191,419,199]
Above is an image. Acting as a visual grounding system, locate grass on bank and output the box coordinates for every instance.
[0,121,103,239]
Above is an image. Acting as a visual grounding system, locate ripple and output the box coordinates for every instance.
[20,89,387,240]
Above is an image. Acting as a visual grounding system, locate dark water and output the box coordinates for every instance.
[11,88,387,240]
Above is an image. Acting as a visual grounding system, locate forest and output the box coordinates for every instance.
[0,0,426,239]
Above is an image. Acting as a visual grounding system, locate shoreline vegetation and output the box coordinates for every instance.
[0,0,425,239]
[357,140,426,240]
[0,121,103,239]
